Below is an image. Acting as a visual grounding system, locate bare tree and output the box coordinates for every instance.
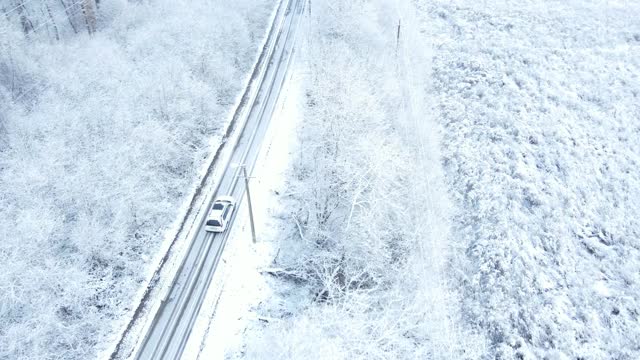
[15,0,34,35]
[45,4,60,41]
[60,0,78,34]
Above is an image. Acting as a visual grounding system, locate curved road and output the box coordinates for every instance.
[134,0,305,358]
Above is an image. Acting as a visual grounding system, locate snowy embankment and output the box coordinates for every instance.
[419,0,640,358]
[217,0,485,358]
[0,1,274,358]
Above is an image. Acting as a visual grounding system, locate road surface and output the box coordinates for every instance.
[134,0,304,358]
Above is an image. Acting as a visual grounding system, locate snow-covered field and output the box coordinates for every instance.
[420,0,640,358]
[205,0,640,359]
[0,1,275,359]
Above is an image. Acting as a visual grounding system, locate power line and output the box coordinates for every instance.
[2,0,85,36]
[29,0,84,34]
[31,0,83,32]
[11,80,50,103]
[2,0,43,18]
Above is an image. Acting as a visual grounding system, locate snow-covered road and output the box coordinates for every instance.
[124,0,305,359]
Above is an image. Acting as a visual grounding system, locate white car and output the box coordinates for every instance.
[204,196,235,232]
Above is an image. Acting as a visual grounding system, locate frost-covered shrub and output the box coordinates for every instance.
[0,0,275,359]
[245,1,486,359]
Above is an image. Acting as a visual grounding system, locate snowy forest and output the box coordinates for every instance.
[2,0,640,359]
[0,0,275,358]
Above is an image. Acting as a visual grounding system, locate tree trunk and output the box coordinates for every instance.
[81,0,97,34]
[15,0,34,35]
[45,4,60,41]
[60,0,78,34]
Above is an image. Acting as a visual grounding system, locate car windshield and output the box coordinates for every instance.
[212,203,224,210]
[206,219,221,227]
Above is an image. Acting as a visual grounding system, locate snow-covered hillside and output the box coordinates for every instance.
[420,0,640,358]
[0,1,275,358]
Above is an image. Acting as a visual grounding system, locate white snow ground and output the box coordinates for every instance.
[418,0,640,358]
[3,0,636,358]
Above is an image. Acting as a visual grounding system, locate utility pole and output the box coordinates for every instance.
[241,165,257,243]
[395,18,401,55]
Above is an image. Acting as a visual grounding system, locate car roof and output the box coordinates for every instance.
[209,197,233,220]
[209,206,225,217]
